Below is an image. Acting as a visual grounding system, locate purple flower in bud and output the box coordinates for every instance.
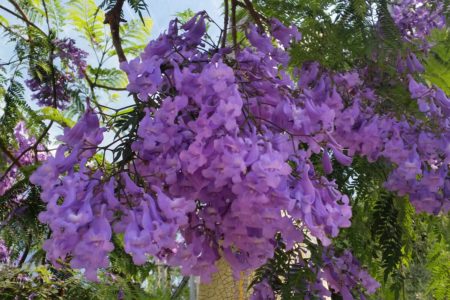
[405,52,425,73]
[181,11,207,46]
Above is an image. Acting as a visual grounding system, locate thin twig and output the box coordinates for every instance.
[18,233,32,267]
[231,0,237,49]
[0,23,29,42]
[84,71,126,91]
[0,142,23,168]
[221,0,229,48]
[41,0,51,33]
[170,276,189,300]
[2,1,46,36]
[93,82,126,91]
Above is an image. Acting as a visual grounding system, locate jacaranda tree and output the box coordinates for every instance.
[0,0,449,299]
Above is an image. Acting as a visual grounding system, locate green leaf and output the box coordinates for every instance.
[0,15,10,26]
[424,29,450,94]
[87,66,128,89]
[67,0,106,47]
[39,107,75,127]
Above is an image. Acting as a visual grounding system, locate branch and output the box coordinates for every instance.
[0,121,53,183]
[94,82,127,91]
[41,0,51,33]
[242,0,266,30]
[42,0,60,109]
[0,142,23,168]
[170,276,189,300]
[2,1,47,36]
[221,0,229,48]
[0,23,29,42]
[103,0,143,106]
[231,0,237,49]
[18,232,32,267]
[104,0,127,63]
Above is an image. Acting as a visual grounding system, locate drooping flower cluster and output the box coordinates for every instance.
[30,110,196,281]
[120,13,353,281]
[30,111,110,280]
[25,38,87,108]
[317,250,380,300]
[391,0,446,47]
[0,122,47,198]
[330,0,450,214]
[53,38,88,78]
[31,3,448,298]
[392,0,446,77]
[298,65,450,214]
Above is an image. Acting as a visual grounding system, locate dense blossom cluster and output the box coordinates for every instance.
[391,0,445,47]
[30,111,109,280]
[30,1,449,298]
[25,38,87,108]
[30,13,366,296]
[316,250,380,299]
[122,13,354,281]
[373,1,450,214]
[392,0,445,79]
[303,65,450,214]
[0,122,47,197]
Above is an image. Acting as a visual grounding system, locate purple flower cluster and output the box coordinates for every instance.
[25,74,70,108]
[251,279,275,300]
[311,66,450,214]
[31,4,449,296]
[0,239,10,264]
[391,0,446,47]
[316,250,380,300]
[30,111,109,280]
[54,38,88,79]
[121,15,354,282]
[392,0,446,78]
[0,122,47,198]
[326,0,450,214]
[30,110,196,281]
[25,38,87,108]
